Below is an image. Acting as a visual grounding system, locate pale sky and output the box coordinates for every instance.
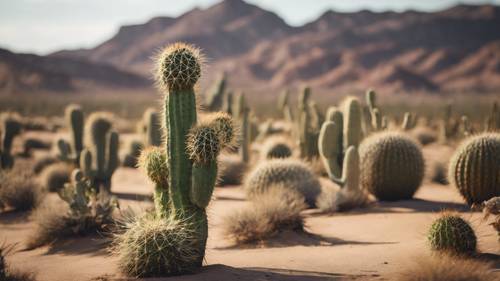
[0,0,498,55]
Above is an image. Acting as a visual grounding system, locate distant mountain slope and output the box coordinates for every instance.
[37,0,500,93]
[0,48,150,93]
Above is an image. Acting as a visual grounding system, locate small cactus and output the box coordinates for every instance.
[80,113,119,193]
[57,104,84,164]
[427,212,477,254]
[0,113,22,170]
[244,159,321,207]
[261,136,292,159]
[448,133,500,205]
[359,131,424,201]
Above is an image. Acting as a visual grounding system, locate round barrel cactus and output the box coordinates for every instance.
[427,212,476,254]
[448,133,500,205]
[359,131,424,201]
[261,137,292,159]
[244,159,320,207]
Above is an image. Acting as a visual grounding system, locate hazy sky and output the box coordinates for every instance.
[1,0,499,55]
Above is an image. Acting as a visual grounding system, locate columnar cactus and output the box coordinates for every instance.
[297,86,319,159]
[0,113,22,170]
[205,73,226,111]
[485,102,499,132]
[141,108,162,147]
[80,113,119,193]
[359,132,424,201]
[239,107,250,163]
[365,89,386,132]
[278,89,293,123]
[57,104,84,164]
[222,91,233,115]
[132,43,235,275]
[448,133,500,205]
[427,212,477,254]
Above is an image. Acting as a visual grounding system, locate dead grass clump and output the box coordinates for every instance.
[222,185,306,244]
[38,163,72,192]
[397,254,497,281]
[1,243,37,281]
[0,169,41,212]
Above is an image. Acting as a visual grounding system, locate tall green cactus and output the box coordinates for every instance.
[137,43,235,273]
[448,133,500,205]
[205,73,226,111]
[80,113,119,193]
[297,86,319,159]
[278,89,293,123]
[141,108,162,147]
[57,104,84,164]
[486,102,500,132]
[0,113,22,170]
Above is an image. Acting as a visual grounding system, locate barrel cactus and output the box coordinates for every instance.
[116,43,235,277]
[359,131,424,201]
[448,133,500,205]
[244,159,320,207]
[0,113,22,170]
[427,212,476,254]
[261,136,292,159]
[80,113,119,193]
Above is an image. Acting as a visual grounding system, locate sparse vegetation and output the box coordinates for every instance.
[0,243,36,281]
[0,168,41,212]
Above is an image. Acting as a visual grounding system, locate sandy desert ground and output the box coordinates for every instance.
[1,140,499,281]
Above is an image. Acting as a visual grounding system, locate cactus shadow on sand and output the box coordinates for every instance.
[40,235,111,256]
[155,264,377,281]
[0,209,30,224]
[215,230,397,250]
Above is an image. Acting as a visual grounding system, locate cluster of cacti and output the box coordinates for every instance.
[244,159,321,207]
[364,89,387,132]
[448,133,500,205]
[205,73,226,111]
[427,212,477,254]
[139,108,162,147]
[0,113,22,170]
[80,113,119,194]
[57,104,84,165]
[117,43,236,277]
[261,136,292,159]
[359,132,424,201]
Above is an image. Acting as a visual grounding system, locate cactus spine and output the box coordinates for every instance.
[0,113,22,170]
[80,113,119,193]
[57,104,84,164]
[140,43,235,270]
[448,133,500,205]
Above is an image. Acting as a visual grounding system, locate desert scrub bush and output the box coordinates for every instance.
[397,253,497,281]
[0,112,22,170]
[244,158,321,207]
[0,243,36,281]
[114,43,236,277]
[0,169,41,212]
[27,169,117,249]
[260,136,292,159]
[38,162,72,192]
[427,212,477,255]
[223,185,306,244]
[218,154,246,186]
[359,131,424,201]
[448,133,500,205]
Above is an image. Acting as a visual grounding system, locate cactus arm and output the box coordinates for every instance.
[57,139,72,161]
[318,121,342,179]
[190,160,217,208]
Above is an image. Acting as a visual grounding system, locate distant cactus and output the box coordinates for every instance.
[365,89,386,132]
[244,159,321,207]
[401,112,417,131]
[205,73,226,111]
[239,106,250,163]
[57,104,84,164]
[222,91,233,115]
[0,113,22,170]
[118,43,236,277]
[438,103,460,143]
[121,140,143,168]
[359,132,424,201]
[297,86,320,159]
[278,89,293,123]
[427,212,476,254]
[485,102,500,132]
[448,133,500,205]
[140,108,162,147]
[261,136,292,159]
[80,113,119,193]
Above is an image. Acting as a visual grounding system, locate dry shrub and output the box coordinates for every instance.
[1,243,37,281]
[38,163,72,192]
[0,169,41,211]
[218,154,246,186]
[398,254,497,281]
[222,185,306,244]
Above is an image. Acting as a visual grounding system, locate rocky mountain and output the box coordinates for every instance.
[0,48,149,94]
[8,0,500,94]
